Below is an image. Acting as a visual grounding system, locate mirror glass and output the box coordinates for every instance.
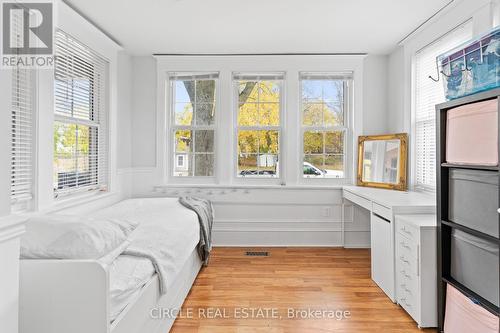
[362,140,401,184]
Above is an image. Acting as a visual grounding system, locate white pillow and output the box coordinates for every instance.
[21,214,138,260]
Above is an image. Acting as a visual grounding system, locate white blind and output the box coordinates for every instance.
[11,8,34,208]
[233,73,285,81]
[53,29,109,197]
[413,21,472,191]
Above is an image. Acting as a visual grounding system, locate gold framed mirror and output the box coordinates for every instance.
[357,133,408,191]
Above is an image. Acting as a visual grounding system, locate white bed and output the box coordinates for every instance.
[19,198,203,333]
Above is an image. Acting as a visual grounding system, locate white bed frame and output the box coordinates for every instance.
[19,248,202,333]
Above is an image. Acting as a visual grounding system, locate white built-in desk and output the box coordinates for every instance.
[342,186,435,302]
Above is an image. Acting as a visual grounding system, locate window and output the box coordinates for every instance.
[234,73,283,178]
[413,22,472,190]
[53,30,109,197]
[300,73,351,179]
[170,73,218,177]
[11,8,34,210]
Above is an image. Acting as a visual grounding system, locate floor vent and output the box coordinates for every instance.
[245,251,269,257]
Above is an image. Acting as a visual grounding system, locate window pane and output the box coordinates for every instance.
[238,154,257,176]
[257,154,278,176]
[175,80,192,103]
[303,102,323,126]
[194,154,214,176]
[258,81,280,103]
[238,81,258,103]
[194,130,214,152]
[174,130,192,153]
[76,125,90,173]
[304,131,323,154]
[174,153,191,177]
[54,122,77,190]
[195,103,214,125]
[195,80,216,104]
[259,130,279,154]
[260,103,279,126]
[175,102,193,125]
[238,103,258,126]
[304,155,324,171]
[53,123,96,190]
[238,130,258,154]
[322,80,343,103]
[324,102,343,126]
[325,155,344,178]
[325,131,343,154]
[302,80,324,102]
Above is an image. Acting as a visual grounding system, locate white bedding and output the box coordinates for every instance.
[108,255,155,322]
[91,198,201,321]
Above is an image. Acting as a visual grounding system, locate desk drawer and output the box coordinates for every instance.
[397,250,418,276]
[396,232,418,260]
[372,202,392,221]
[396,218,419,242]
[343,190,371,211]
[398,283,417,320]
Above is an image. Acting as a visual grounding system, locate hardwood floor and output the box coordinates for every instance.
[170,248,437,333]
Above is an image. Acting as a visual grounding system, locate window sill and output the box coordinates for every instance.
[47,190,118,213]
[154,183,348,192]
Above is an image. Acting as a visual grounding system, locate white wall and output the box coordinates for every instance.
[363,55,389,135]
[387,46,405,133]
[117,51,133,169]
[131,57,157,168]
[123,54,390,247]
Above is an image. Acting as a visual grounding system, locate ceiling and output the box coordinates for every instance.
[65,0,453,55]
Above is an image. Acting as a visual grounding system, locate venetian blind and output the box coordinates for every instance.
[413,21,472,190]
[53,29,109,196]
[11,8,34,208]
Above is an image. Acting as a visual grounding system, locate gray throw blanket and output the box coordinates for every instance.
[179,196,214,265]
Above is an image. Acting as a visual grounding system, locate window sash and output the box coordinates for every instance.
[299,75,350,179]
[234,75,283,179]
[170,74,218,178]
[53,29,108,197]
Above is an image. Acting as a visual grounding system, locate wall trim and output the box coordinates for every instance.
[0,215,28,243]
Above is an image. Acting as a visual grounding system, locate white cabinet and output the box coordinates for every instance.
[371,211,394,301]
[0,216,26,333]
[395,214,437,328]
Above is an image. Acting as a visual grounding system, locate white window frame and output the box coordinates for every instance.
[168,72,219,179]
[232,73,285,181]
[299,73,353,182]
[53,29,109,198]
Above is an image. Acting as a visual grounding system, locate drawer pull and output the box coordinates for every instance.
[400,241,411,249]
[401,226,413,236]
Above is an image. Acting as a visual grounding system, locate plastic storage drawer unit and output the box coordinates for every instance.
[450,229,499,306]
[448,168,499,238]
[446,99,498,166]
[444,284,499,333]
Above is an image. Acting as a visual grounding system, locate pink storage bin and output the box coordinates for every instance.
[446,99,498,166]
[444,284,499,333]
